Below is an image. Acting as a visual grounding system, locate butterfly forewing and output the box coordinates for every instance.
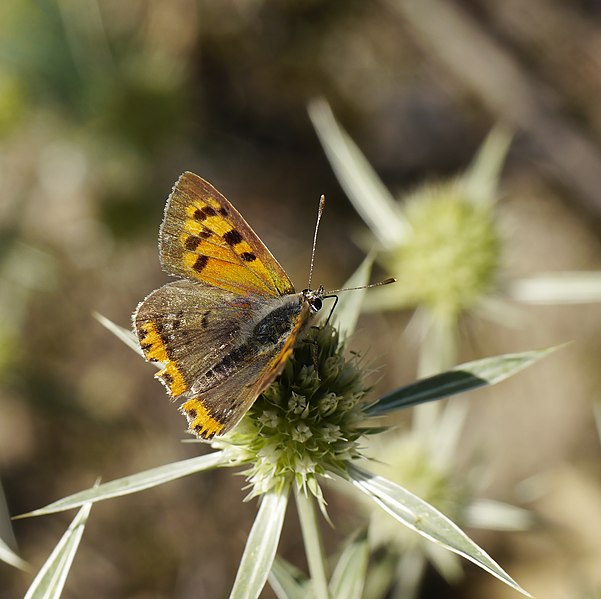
[160,172,295,297]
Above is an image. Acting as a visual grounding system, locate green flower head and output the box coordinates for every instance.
[213,324,368,503]
[382,180,501,319]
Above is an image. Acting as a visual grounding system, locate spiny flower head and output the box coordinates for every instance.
[212,324,369,503]
[381,180,501,318]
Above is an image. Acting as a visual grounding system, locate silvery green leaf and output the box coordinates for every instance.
[230,490,289,599]
[362,548,397,599]
[347,465,530,596]
[463,125,512,206]
[0,535,27,570]
[329,531,369,599]
[366,347,554,416]
[0,481,27,570]
[361,282,413,312]
[18,452,229,518]
[464,499,533,531]
[295,489,329,599]
[94,312,142,356]
[328,255,373,338]
[269,556,309,599]
[475,294,527,328]
[417,308,458,377]
[308,97,407,247]
[508,273,601,304]
[23,501,92,599]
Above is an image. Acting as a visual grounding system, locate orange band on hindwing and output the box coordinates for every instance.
[180,398,225,439]
[138,321,188,396]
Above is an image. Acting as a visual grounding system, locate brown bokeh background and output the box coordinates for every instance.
[2,1,601,598]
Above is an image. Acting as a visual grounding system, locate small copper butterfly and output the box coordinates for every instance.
[133,172,395,439]
[133,173,329,439]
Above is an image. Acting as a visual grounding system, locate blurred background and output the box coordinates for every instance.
[2,1,601,597]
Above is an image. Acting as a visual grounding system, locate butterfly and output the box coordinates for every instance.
[132,172,329,440]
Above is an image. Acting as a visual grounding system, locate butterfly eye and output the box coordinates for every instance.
[301,288,323,313]
[310,297,322,313]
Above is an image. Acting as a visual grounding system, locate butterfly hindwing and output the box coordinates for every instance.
[160,172,295,297]
[134,278,311,438]
[134,279,267,396]
[180,302,311,439]
[180,355,278,439]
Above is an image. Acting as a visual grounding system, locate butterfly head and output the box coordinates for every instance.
[301,286,325,314]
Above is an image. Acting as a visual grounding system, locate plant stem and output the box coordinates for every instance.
[415,309,457,436]
[295,486,330,599]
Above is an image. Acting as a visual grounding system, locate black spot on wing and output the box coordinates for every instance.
[172,310,183,329]
[241,252,256,262]
[185,236,202,250]
[193,255,209,272]
[193,206,217,221]
[160,372,173,386]
[223,229,243,246]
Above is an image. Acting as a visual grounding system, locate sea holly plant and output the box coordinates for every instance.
[308,99,544,597]
[17,284,551,599]
[0,482,27,571]
[308,97,510,377]
[308,97,601,370]
[306,99,601,598]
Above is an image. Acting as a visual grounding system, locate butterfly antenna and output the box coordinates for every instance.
[324,277,397,297]
[308,194,326,289]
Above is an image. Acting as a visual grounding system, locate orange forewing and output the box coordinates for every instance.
[159,172,294,297]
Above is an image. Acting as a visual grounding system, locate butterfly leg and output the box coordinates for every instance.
[323,294,339,326]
